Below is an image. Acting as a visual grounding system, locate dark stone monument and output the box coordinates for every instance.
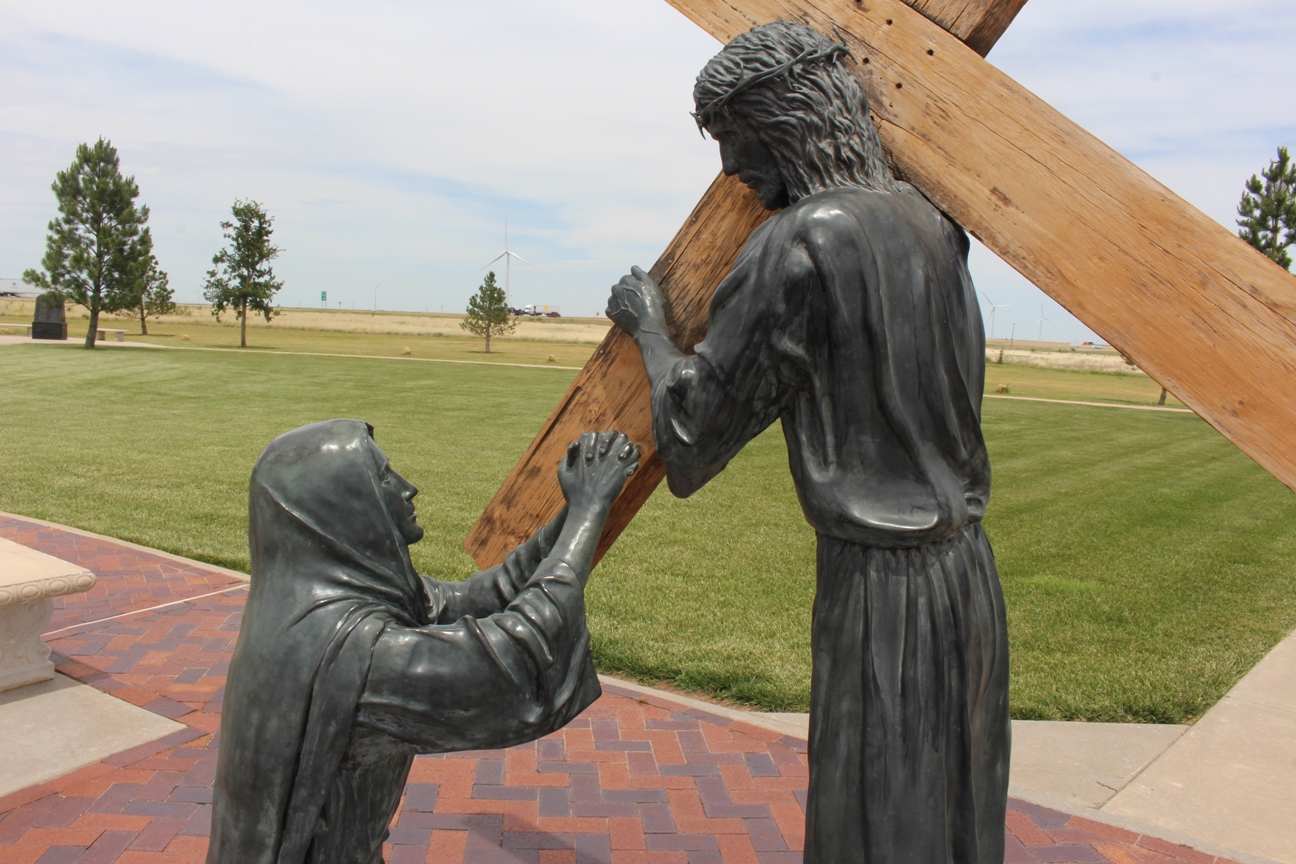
[206,419,639,864]
[607,21,1009,863]
[31,292,66,340]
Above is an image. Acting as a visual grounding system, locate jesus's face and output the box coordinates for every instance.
[707,114,789,210]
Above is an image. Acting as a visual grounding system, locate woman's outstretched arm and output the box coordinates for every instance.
[421,506,568,623]
[424,431,640,620]
[359,432,640,753]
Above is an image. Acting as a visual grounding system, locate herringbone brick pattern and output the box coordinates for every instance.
[0,521,1242,864]
[0,515,246,633]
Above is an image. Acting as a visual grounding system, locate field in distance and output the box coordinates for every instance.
[0,299,1185,407]
[0,300,610,367]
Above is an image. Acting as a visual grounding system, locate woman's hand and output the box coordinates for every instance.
[557,431,641,515]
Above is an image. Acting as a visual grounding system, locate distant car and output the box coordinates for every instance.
[545,311,561,318]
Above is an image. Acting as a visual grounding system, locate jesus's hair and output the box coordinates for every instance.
[693,20,899,200]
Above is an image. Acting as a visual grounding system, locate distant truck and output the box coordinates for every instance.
[514,304,560,317]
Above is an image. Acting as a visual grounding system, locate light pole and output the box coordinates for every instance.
[1010,323,1016,349]
[372,283,380,317]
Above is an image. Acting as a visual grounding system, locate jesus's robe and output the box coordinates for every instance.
[649,184,1010,863]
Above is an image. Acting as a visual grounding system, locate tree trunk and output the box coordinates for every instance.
[139,301,148,336]
[484,329,491,354]
[84,298,100,349]
[240,299,248,348]
[1159,388,1168,406]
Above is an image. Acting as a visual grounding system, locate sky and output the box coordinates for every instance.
[1,1,1293,343]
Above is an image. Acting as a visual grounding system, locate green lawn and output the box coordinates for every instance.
[983,362,1187,408]
[2,342,1293,722]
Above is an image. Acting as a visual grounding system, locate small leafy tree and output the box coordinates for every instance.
[461,271,516,353]
[203,200,283,347]
[123,228,174,335]
[23,138,151,348]
[1237,146,1296,271]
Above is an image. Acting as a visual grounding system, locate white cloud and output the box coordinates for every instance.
[1,0,1292,337]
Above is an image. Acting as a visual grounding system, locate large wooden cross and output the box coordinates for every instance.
[465,0,1296,569]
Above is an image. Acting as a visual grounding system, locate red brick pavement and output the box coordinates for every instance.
[0,520,1241,864]
[0,515,246,634]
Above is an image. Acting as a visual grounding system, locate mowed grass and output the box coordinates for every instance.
[2,343,1294,722]
[983,362,1187,407]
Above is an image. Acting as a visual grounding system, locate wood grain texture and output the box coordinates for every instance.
[662,0,1296,486]
[468,0,1296,570]
[463,0,1052,569]
[899,0,1029,56]
[463,175,771,567]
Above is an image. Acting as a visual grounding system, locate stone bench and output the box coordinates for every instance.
[95,328,126,342]
[0,538,96,692]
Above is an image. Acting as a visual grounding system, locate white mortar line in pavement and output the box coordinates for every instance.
[43,584,249,640]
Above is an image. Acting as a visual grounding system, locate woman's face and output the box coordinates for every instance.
[369,439,424,545]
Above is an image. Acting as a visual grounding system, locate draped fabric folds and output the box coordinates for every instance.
[648,186,1010,863]
[207,420,599,864]
[808,524,1009,862]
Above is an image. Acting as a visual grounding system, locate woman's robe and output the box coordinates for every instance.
[206,420,599,864]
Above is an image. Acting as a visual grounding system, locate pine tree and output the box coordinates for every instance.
[126,229,174,335]
[23,138,152,348]
[461,271,516,353]
[203,200,283,348]
[1237,146,1296,272]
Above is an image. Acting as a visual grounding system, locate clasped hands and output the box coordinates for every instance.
[558,431,641,515]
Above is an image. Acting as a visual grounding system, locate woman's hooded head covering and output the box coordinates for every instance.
[245,418,428,628]
[208,419,429,864]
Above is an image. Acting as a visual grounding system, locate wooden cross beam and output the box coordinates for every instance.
[465,0,1296,569]
[463,0,1032,567]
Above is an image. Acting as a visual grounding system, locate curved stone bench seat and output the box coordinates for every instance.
[0,538,97,692]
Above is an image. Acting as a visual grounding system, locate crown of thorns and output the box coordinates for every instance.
[692,41,851,134]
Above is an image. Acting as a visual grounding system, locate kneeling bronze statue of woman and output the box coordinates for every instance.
[207,420,639,864]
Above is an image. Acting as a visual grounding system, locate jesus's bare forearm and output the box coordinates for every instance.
[633,328,686,394]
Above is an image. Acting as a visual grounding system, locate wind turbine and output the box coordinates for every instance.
[979,290,1011,340]
[1037,303,1050,342]
[477,216,536,309]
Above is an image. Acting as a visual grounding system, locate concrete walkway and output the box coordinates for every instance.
[1103,631,1296,862]
[0,512,1287,863]
[0,674,183,799]
[0,334,159,348]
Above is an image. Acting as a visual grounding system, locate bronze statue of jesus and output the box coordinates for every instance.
[608,20,1010,863]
